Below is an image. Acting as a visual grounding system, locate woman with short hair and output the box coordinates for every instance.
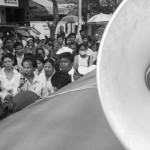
[0,53,21,102]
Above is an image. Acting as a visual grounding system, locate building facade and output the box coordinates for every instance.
[0,0,29,23]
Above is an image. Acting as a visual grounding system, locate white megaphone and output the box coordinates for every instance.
[97,0,150,150]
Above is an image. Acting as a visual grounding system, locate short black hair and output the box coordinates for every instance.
[22,55,37,68]
[60,52,74,63]
[80,29,84,33]
[69,42,77,47]
[68,33,76,38]
[57,34,64,39]
[82,35,89,41]
[45,38,53,45]
[24,53,35,58]
[36,55,45,64]
[78,43,88,50]
[2,53,14,63]
[44,58,55,68]
[14,42,23,49]
[27,36,35,43]
[35,47,45,56]
[1,35,8,40]
[51,70,71,89]
[4,37,13,44]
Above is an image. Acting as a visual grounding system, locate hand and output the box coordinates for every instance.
[73,70,82,81]
[4,94,13,102]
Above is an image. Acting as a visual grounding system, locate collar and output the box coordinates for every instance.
[26,74,39,84]
[1,67,19,74]
[34,68,45,76]
[68,67,75,75]
[16,54,24,58]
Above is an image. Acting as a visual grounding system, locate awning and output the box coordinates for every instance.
[31,0,69,15]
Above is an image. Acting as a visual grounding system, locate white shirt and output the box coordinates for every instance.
[78,55,89,67]
[43,74,54,97]
[76,35,83,45]
[0,68,21,101]
[68,67,76,82]
[86,48,93,56]
[34,69,45,79]
[15,54,24,73]
[21,74,46,98]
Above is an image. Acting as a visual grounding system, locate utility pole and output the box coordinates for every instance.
[78,0,82,35]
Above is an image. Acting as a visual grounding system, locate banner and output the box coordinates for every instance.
[0,0,18,7]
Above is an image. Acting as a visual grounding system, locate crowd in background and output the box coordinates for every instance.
[0,25,99,118]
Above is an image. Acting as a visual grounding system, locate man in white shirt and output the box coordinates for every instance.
[19,55,45,98]
[76,29,85,45]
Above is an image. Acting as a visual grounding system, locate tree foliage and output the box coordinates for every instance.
[82,0,123,15]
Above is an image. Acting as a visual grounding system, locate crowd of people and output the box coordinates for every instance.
[0,26,99,118]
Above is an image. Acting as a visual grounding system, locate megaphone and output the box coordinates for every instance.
[97,0,150,150]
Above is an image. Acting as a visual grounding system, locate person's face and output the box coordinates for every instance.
[5,39,14,50]
[44,62,54,76]
[69,36,76,42]
[37,60,44,71]
[15,45,24,56]
[92,45,97,52]
[35,38,40,45]
[39,39,45,46]
[83,38,88,43]
[23,61,35,76]
[66,38,71,45]
[79,45,87,56]
[37,49,45,58]
[2,37,6,43]
[57,37,63,45]
[47,45,53,52]
[28,40,34,47]
[15,35,20,42]
[53,42,59,52]
[70,44,76,54]
[60,26,64,32]
[22,36,27,41]
[0,33,3,39]
[80,31,84,37]
[60,57,72,72]
[3,57,13,70]
[48,40,53,45]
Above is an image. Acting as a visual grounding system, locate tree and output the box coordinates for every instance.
[47,0,59,40]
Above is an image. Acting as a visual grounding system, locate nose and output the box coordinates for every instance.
[24,68,28,73]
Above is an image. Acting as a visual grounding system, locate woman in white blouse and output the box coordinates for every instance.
[0,53,21,102]
[43,58,55,97]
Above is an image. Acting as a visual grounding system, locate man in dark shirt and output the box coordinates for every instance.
[57,26,66,39]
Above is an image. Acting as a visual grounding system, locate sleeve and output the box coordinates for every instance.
[73,55,78,69]
[13,74,22,96]
[41,80,54,98]
[0,91,8,102]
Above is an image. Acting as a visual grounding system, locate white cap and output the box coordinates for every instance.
[78,65,96,75]
[56,47,73,55]
[26,37,33,42]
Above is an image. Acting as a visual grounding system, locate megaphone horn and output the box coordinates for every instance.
[97,0,150,150]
